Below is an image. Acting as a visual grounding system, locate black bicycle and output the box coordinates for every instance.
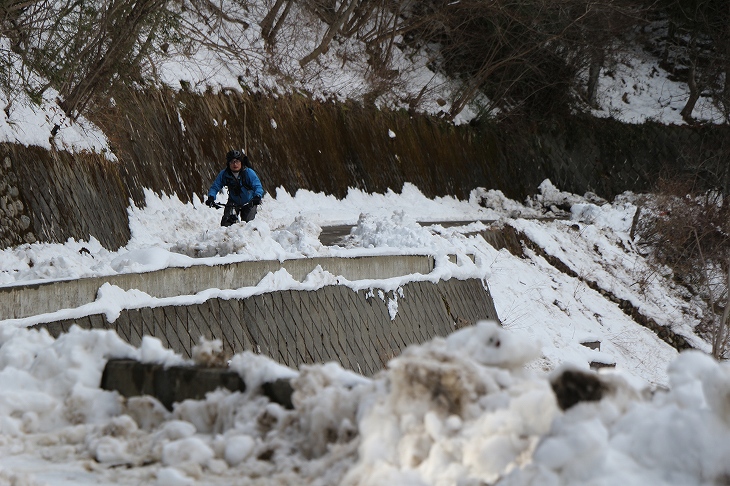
[209,201,255,227]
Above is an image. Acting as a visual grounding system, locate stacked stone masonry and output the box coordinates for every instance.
[33,278,499,376]
[0,156,35,247]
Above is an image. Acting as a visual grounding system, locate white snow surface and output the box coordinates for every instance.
[1,3,728,483]
[0,180,726,485]
[0,0,724,155]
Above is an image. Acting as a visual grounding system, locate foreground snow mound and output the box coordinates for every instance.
[500,351,730,485]
[346,324,730,486]
[0,322,729,485]
[344,321,553,485]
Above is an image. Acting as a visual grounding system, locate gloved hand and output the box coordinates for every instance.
[251,194,262,206]
[206,196,216,207]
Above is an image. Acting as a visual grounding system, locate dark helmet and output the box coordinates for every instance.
[226,149,243,164]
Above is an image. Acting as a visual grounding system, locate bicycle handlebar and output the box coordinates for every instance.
[209,201,253,210]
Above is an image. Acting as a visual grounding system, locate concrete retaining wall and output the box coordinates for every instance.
[1,254,433,320]
[32,277,499,376]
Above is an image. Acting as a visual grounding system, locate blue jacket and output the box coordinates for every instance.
[208,167,264,206]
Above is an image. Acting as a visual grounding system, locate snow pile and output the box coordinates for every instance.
[345,321,549,485]
[502,351,730,485]
[342,210,437,249]
[0,181,695,386]
[0,183,503,285]
[0,36,112,155]
[0,320,728,485]
[0,179,725,483]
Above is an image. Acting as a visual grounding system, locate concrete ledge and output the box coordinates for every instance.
[101,358,294,410]
[1,254,434,320]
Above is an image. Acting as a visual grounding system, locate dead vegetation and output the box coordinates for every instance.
[2,0,730,123]
[635,178,730,359]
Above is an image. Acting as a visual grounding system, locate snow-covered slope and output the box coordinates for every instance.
[0,0,724,155]
[0,2,728,484]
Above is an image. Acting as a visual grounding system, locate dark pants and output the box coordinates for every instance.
[221,204,257,227]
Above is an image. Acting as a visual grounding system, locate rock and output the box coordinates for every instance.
[19,215,30,230]
[580,340,601,350]
[551,368,608,410]
[589,361,616,371]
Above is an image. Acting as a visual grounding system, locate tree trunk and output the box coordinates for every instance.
[722,60,730,123]
[268,0,294,46]
[680,60,700,123]
[260,0,291,45]
[300,0,359,67]
[713,257,730,359]
[585,51,604,108]
[342,0,376,36]
[721,3,730,122]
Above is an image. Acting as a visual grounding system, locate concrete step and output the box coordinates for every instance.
[101,358,294,410]
[1,254,434,320]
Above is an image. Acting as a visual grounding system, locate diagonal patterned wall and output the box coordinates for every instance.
[34,278,499,376]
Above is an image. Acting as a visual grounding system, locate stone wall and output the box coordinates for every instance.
[501,117,730,197]
[0,144,130,249]
[0,154,33,248]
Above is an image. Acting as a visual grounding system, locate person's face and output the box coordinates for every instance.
[229,159,242,172]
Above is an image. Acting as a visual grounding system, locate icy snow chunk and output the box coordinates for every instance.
[126,395,171,431]
[345,211,434,249]
[93,284,153,323]
[529,179,587,213]
[229,351,298,392]
[532,417,610,474]
[87,415,139,465]
[272,215,323,255]
[162,436,214,467]
[292,362,371,457]
[156,467,195,486]
[158,420,197,441]
[471,187,542,218]
[445,320,541,369]
[667,350,715,410]
[110,247,193,273]
[669,350,730,424]
[192,337,227,368]
[140,335,187,367]
[702,363,730,425]
[224,434,256,466]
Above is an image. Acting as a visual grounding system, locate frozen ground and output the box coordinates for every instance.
[1,180,726,485]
